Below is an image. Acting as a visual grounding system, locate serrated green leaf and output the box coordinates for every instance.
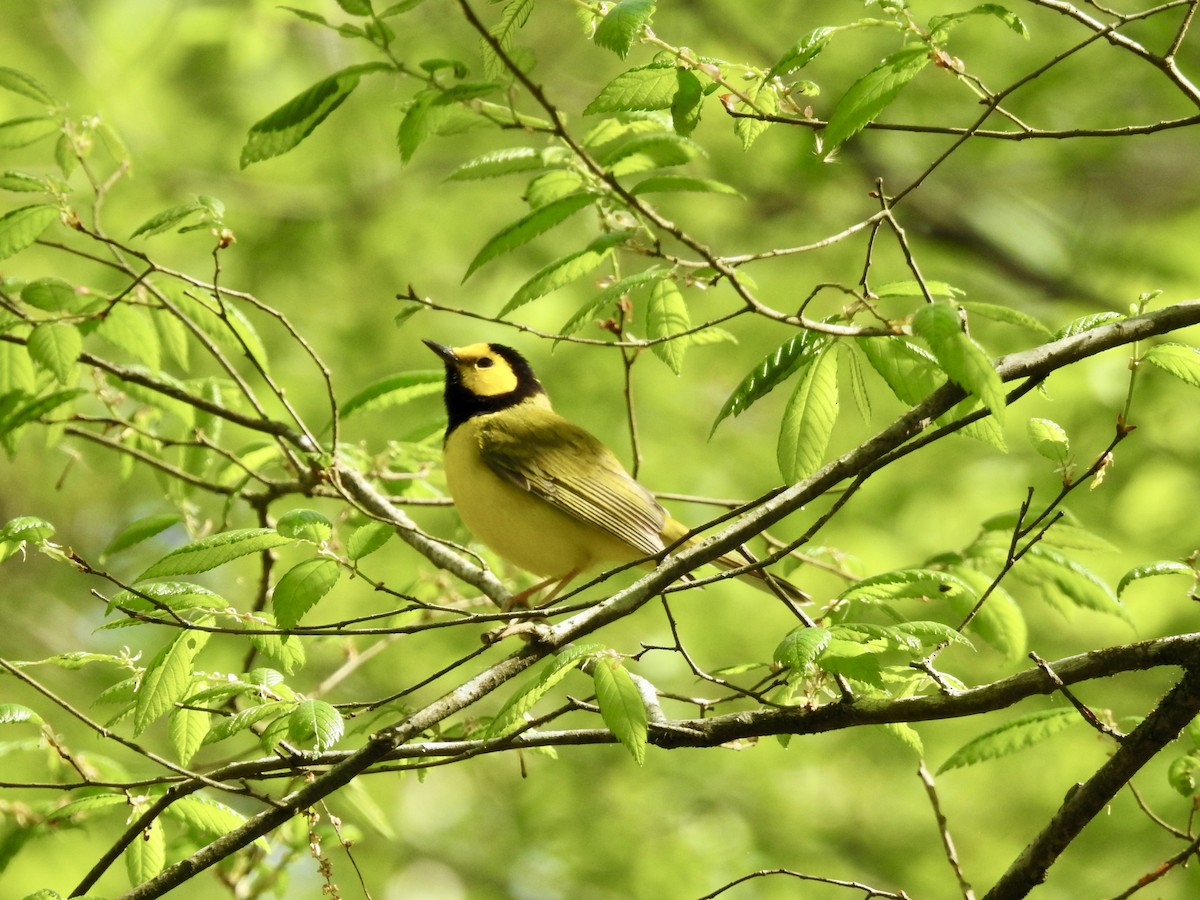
[1143,343,1200,389]
[1,515,56,543]
[0,170,52,193]
[396,86,494,162]
[45,793,131,823]
[874,280,964,301]
[26,322,80,384]
[949,567,1027,663]
[0,703,42,726]
[340,370,443,418]
[21,277,81,314]
[646,278,690,374]
[276,509,333,543]
[241,64,387,167]
[163,796,264,848]
[840,568,974,603]
[823,44,930,152]
[501,231,630,316]
[593,657,647,765]
[446,147,545,181]
[0,341,36,396]
[202,700,294,746]
[139,528,294,580]
[929,4,1030,43]
[0,204,58,261]
[482,0,535,79]
[558,268,666,339]
[125,818,165,886]
[273,557,340,629]
[1027,417,1069,465]
[102,514,182,559]
[245,615,306,674]
[768,27,835,79]
[912,302,1005,420]
[288,699,344,750]
[629,175,741,197]
[347,521,394,560]
[859,335,941,406]
[464,192,596,280]
[773,626,831,670]
[959,300,1051,337]
[777,344,839,482]
[109,581,227,615]
[524,168,587,208]
[711,330,822,436]
[817,644,885,687]
[733,78,778,150]
[585,63,677,114]
[938,708,1081,773]
[0,116,60,149]
[168,705,209,765]
[1054,311,1124,340]
[883,722,924,758]
[593,0,655,58]
[1117,560,1194,596]
[487,649,594,738]
[97,302,162,369]
[1013,544,1129,622]
[134,630,211,734]
[607,132,699,175]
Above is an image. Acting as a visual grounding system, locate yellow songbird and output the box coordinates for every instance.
[425,340,807,606]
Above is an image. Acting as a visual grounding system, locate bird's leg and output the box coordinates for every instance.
[501,569,581,612]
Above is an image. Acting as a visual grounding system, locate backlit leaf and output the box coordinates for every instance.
[768,27,835,79]
[773,626,831,670]
[646,278,690,374]
[711,330,822,436]
[125,819,165,885]
[1027,417,1070,465]
[464,192,597,280]
[102,514,182,559]
[593,0,656,58]
[1143,343,1200,389]
[341,370,443,417]
[912,302,1005,420]
[272,557,340,629]
[558,268,666,338]
[347,521,394,560]
[593,657,648,765]
[776,343,838,482]
[0,67,56,104]
[139,528,294,580]
[938,708,1081,772]
[487,646,595,738]
[823,44,930,152]
[446,147,545,181]
[500,231,631,316]
[275,509,333,543]
[0,204,58,260]
[288,699,344,751]
[1117,560,1194,596]
[134,630,211,734]
[0,116,60,149]
[584,63,677,114]
[27,322,81,384]
[629,175,741,197]
[839,568,973,603]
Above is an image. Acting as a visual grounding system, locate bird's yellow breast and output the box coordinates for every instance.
[443,413,643,579]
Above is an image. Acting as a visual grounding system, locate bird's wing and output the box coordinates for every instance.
[477,408,667,558]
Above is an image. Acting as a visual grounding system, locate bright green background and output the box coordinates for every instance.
[2,2,1200,898]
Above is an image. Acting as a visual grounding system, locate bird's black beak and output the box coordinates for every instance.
[423,339,457,366]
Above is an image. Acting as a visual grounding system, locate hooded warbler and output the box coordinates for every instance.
[425,340,806,607]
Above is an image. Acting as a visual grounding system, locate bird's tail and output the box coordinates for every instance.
[661,519,810,603]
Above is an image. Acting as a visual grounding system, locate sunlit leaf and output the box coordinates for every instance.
[585,63,677,114]
[0,204,58,260]
[1143,343,1200,389]
[711,330,822,436]
[288,699,344,751]
[487,646,596,738]
[823,45,930,152]
[1027,417,1070,465]
[629,175,741,197]
[341,370,444,418]
[102,514,182,559]
[777,343,838,482]
[773,626,831,670]
[593,0,656,58]
[0,116,60,149]
[1117,560,1194,596]
[124,819,165,885]
[273,557,340,629]
[671,67,703,136]
[275,509,333,543]
[464,192,597,280]
[139,529,294,580]
[912,302,1005,420]
[938,708,1081,772]
[768,27,835,79]
[839,568,974,603]
[646,278,690,374]
[593,657,648,765]
[500,231,631,316]
[0,67,57,105]
[347,521,394,561]
[446,147,545,181]
[558,268,667,338]
[134,630,211,734]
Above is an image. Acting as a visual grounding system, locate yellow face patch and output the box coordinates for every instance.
[451,343,520,397]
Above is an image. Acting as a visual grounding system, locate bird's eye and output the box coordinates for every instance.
[476,357,494,368]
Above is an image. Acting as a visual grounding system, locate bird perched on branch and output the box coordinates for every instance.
[425,340,808,608]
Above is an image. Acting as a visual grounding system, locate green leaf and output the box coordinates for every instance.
[646,278,690,374]
[102,514,182,559]
[1143,343,1200,389]
[823,44,930,152]
[585,63,677,114]
[202,700,294,747]
[1027,417,1070,466]
[0,170,53,193]
[0,703,42,727]
[671,67,703,136]
[959,301,1051,337]
[482,0,535,79]
[22,279,81,316]
[840,568,974,603]
[776,344,839,482]
[1054,311,1124,340]
[859,335,941,406]
[0,116,60,149]
[1008,544,1129,622]
[1117,560,1194,596]
[246,615,307,674]
[163,796,262,847]
[558,268,667,338]
[768,27,835,79]
[347,521,394,561]
[139,528,294,580]
[27,323,81,385]
[273,557,340,629]
[949,567,1027,663]
[629,175,741,197]
[125,819,165,886]
[446,147,546,181]
[340,370,444,417]
[487,647,595,738]
[44,792,131,823]
[732,78,778,150]
[606,133,699,176]
[129,201,207,239]
[773,626,831,670]
[97,302,162,369]
[0,342,36,394]
[929,4,1030,43]
[0,67,57,105]
[168,705,210,765]
[874,280,963,301]
[1,515,56,543]
[500,231,630,316]
[938,708,1081,773]
[240,64,388,167]
[109,581,227,615]
[593,0,655,58]
[337,0,373,14]
[524,169,587,208]
[134,630,211,734]
[1167,755,1200,797]
[883,721,924,758]
[288,699,344,751]
[276,509,333,543]
[0,204,58,260]
[464,192,596,280]
[711,330,822,436]
[593,657,648,765]
[912,302,1005,420]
